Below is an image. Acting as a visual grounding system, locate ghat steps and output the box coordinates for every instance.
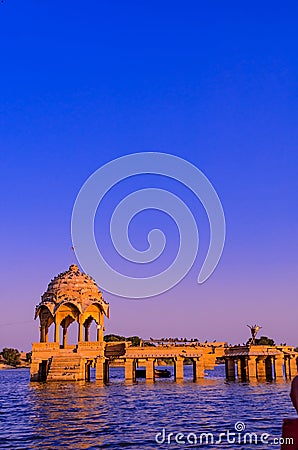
[46,354,83,381]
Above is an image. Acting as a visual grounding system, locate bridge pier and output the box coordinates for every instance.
[193,357,204,381]
[145,358,155,382]
[290,356,297,379]
[284,356,297,380]
[174,357,184,382]
[284,357,290,380]
[256,357,266,380]
[125,358,136,383]
[96,357,109,383]
[236,359,242,380]
[237,357,248,381]
[274,355,284,380]
[247,356,257,380]
[225,357,236,380]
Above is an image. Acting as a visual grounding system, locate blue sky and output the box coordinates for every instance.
[0,1,298,350]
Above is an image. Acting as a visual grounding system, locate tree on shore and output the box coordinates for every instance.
[104,334,126,342]
[0,348,21,366]
[104,334,154,346]
[246,336,275,346]
[104,334,142,346]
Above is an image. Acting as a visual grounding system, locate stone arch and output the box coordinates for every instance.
[54,302,81,347]
[60,314,78,348]
[83,315,97,342]
[82,303,104,342]
[35,305,54,343]
[55,301,81,321]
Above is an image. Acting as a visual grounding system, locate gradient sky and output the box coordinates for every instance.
[1,1,298,351]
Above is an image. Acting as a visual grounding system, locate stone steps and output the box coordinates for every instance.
[47,355,83,381]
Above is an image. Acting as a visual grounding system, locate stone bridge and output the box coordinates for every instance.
[30,340,225,382]
[30,265,297,383]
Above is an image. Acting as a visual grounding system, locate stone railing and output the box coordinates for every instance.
[32,342,60,351]
[77,342,104,349]
[124,346,203,359]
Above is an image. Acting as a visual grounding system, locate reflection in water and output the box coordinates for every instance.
[0,366,295,449]
[29,382,109,449]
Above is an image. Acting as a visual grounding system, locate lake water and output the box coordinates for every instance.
[0,365,296,449]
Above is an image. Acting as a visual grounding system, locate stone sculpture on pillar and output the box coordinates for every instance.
[247,324,262,345]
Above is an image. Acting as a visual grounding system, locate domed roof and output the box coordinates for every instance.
[35,264,109,318]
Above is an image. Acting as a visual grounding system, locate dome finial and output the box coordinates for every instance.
[69,264,79,272]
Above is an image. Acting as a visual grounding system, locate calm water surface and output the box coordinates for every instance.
[0,366,295,449]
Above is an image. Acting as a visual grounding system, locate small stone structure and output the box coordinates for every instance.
[31,264,110,381]
[224,345,297,381]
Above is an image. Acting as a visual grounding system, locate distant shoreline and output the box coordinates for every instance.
[0,364,29,370]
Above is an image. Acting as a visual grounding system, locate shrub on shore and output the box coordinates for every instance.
[0,348,21,367]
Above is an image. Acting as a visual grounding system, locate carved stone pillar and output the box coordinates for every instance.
[241,357,249,381]
[174,357,184,382]
[54,318,60,344]
[62,325,67,348]
[96,324,103,342]
[237,359,242,380]
[78,359,86,381]
[247,356,257,380]
[40,326,46,343]
[284,357,290,380]
[226,358,235,381]
[125,359,136,382]
[104,360,109,382]
[290,357,297,380]
[193,358,204,381]
[95,360,102,381]
[145,358,155,382]
[78,316,83,342]
[274,355,284,380]
[256,357,266,380]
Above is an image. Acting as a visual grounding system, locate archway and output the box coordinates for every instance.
[47,324,55,342]
[60,315,75,348]
[36,305,54,343]
[83,315,101,342]
[66,320,79,346]
[55,302,80,347]
[89,321,97,342]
